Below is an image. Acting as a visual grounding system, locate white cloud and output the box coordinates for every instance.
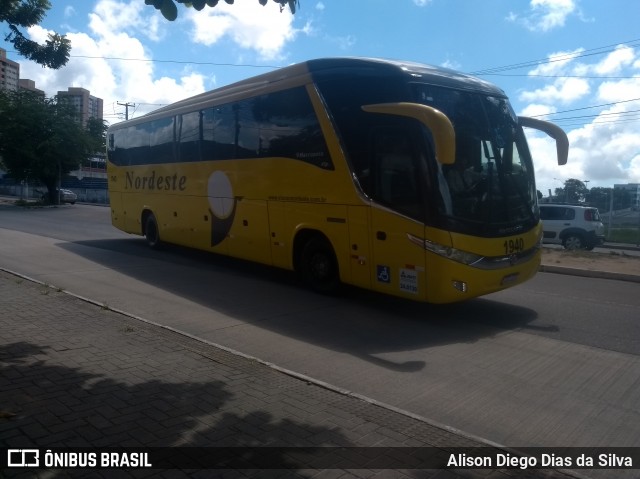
[520,42,640,194]
[598,77,640,103]
[528,45,636,78]
[593,45,635,75]
[325,34,356,51]
[18,0,310,123]
[186,1,303,61]
[520,103,557,118]
[529,48,584,75]
[520,77,590,104]
[91,0,165,42]
[413,0,432,6]
[440,59,461,71]
[530,91,640,194]
[508,0,579,33]
[19,1,207,122]
[566,123,640,185]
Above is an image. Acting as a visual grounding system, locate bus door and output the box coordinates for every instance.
[366,126,428,299]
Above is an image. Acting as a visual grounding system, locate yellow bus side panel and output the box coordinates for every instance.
[227,199,271,265]
[109,191,126,232]
[346,205,372,290]
[369,206,427,300]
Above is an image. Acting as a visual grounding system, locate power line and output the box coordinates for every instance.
[530,97,640,118]
[2,49,282,69]
[525,96,640,128]
[470,38,640,75]
[549,108,640,121]
[551,117,640,128]
[481,73,638,79]
[72,54,281,69]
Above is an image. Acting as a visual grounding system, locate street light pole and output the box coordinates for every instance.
[553,177,564,202]
[608,187,614,240]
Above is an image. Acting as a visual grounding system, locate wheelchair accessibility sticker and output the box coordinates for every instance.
[376,265,391,283]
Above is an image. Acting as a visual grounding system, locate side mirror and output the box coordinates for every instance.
[518,116,569,166]
[362,103,456,165]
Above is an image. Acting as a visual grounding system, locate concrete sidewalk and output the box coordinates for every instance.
[0,269,585,479]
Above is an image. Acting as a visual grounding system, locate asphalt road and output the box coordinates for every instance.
[1,203,639,465]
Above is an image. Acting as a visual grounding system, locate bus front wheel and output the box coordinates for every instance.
[298,236,340,293]
[144,213,161,249]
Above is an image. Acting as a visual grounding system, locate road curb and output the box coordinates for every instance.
[539,264,640,283]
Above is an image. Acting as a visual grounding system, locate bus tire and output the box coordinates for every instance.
[144,213,161,249]
[298,236,340,293]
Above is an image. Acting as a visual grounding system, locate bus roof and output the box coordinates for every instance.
[306,57,504,95]
[113,57,505,126]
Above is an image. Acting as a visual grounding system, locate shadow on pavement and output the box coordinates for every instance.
[0,340,356,476]
[58,238,546,374]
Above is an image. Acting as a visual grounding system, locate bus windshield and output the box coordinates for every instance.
[413,85,538,236]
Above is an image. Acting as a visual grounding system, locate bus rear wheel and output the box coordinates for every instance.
[298,236,339,293]
[144,213,161,249]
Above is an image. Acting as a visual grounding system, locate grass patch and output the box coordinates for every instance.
[13,199,47,207]
[607,228,640,244]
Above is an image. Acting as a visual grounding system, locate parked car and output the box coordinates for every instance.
[40,188,77,205]
[539,204,605,250]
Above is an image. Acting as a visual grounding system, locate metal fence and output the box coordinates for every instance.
[0,182,109,205]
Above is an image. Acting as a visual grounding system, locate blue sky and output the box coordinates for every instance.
[2,0,639,194]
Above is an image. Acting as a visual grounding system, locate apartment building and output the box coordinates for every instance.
[18,79,45,97]
[57,87,104,127]
[0,48,20,91]
[615,183,640,210]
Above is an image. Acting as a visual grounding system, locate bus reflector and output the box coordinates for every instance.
[452,280,467,292]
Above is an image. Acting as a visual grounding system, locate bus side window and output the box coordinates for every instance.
[258,87,331,169]
[179,111,202,162]
[149,117,175,164]
[108,132,125,166]
[213,103,237,160]
[126,124,151,166]
[370,127,425,221]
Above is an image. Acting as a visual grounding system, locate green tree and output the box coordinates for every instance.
[0,89,92,204]
[1,0,70,69]
[586,187,611,211]
[562,178,589,203]
[85,117,108,155]
[145,0,299,21]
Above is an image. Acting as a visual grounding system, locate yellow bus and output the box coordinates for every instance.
[107,57,568,303]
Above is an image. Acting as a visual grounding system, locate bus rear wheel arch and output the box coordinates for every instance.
[142,211,161,249]
[294,232,340,294]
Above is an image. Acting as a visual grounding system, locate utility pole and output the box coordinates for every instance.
[117,102,135,120]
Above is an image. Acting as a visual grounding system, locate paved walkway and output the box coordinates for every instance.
[0,268,589,479]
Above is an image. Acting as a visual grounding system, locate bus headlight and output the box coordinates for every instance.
[407,234,483,266]
[407,233,539,270]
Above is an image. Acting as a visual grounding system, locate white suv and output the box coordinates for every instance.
[539,204,605,250]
